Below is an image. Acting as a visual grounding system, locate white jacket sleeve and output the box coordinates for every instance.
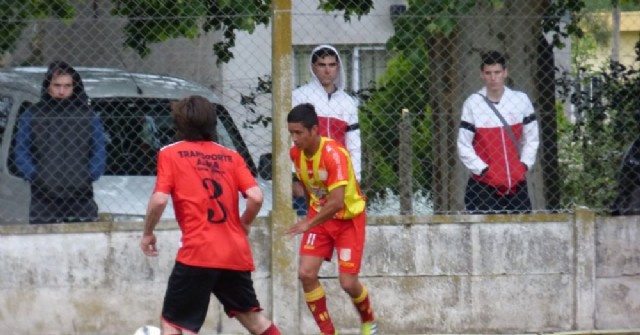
[346,128,361,181]
[457,96,488,175]
[519,96,539,169]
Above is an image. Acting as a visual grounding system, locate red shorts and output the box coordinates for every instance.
[299,211,366,274]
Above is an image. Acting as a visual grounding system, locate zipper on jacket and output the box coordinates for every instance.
[501,129,512,191]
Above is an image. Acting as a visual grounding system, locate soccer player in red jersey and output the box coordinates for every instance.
[139,96,281,335]
[286,103,377,335]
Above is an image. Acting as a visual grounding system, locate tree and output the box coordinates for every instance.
[359,48,432,202]
[556,43,640,212]
[0,0,74,53]
[0,0,374,64]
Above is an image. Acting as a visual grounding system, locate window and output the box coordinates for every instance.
[293,45,390,94]
[93,98,241,176]
[95,98,175,176]
[353,47,388,92]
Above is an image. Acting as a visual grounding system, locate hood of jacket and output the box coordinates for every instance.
[40,61,89,107]
[308,44,347,92]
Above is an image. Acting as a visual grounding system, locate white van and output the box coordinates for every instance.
[0,67,272,224]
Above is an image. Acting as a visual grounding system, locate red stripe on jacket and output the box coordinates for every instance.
[472,123,527,195]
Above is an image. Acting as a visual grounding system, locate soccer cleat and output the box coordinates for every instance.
[361,321,377,335]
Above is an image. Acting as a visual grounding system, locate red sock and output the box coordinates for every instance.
[304,285,335,335]
[260,322,281,335]
[352,285,374,323]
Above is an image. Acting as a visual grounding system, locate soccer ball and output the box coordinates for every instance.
[133,325,161,335]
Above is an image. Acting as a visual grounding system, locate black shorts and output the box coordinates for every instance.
[161,261,263,333]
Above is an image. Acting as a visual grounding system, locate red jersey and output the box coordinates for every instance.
[154,140,258,271]
[290,137,365,219]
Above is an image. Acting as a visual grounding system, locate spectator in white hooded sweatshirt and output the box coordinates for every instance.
[292,45,361,215]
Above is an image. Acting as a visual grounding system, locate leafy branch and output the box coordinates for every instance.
[0,1,374,63]
[0,0,74,53]
[110,0,373,63]
[240,75,272,128]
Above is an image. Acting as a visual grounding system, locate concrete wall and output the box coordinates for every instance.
[0,210,639,334]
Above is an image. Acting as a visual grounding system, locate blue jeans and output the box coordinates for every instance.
[292,196,308,216]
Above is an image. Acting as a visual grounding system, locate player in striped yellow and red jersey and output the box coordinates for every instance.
[286,103,376,335]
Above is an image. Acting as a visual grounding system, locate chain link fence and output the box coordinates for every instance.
[0,0,639,223]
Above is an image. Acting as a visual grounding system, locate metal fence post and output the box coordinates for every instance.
[399,108,413,215]
[270,0,300,333]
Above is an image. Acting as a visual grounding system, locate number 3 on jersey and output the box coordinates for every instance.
[202,178,228,223]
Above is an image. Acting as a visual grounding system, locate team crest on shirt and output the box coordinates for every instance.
[317,169,328,181]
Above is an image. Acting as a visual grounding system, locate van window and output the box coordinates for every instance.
[93,98,240,176]
[7,98,255,178]
[0,96,12,146]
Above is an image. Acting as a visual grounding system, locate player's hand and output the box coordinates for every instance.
[286,219,311,236]
[140,233,158,256]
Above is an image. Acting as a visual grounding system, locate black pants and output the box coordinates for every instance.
[464,178,532,214]
[29,184,98,224]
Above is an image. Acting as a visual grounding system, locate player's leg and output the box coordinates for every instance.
[160,320,193,335]
[335,214,376,335]
[161,262,212,335]
[213,269,281,335]
[300,228,338,335]
[337,273,376,335]
[235,312,281,335]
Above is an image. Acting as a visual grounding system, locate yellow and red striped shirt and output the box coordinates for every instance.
[290,137,365,219]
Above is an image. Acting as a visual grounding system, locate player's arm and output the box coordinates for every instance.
[140,192,170,256]
[286,185,346,236]
[307,185,345,227]
[240,185,263,235]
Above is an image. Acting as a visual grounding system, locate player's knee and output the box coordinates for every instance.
[236,311,271,334]
[297,268,318,284]
[338,275,360,295]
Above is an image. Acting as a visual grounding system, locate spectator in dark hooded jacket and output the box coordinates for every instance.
[15,61,106,224]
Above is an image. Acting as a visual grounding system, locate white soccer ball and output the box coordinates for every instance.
[133,325,161,335]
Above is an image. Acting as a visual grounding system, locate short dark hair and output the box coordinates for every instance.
[287,103,318,130]
[481,50,506,69]
[311,47,339,64]
[48,60,75,79]
[171,95,218,142]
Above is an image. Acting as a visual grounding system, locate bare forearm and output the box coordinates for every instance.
[241,186,263,226]
[144,208,162,235]
[241,201,261,226]
[144,193,169,235]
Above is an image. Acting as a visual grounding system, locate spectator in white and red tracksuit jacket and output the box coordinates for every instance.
[291,45,361,215]
[457,50,539,213]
